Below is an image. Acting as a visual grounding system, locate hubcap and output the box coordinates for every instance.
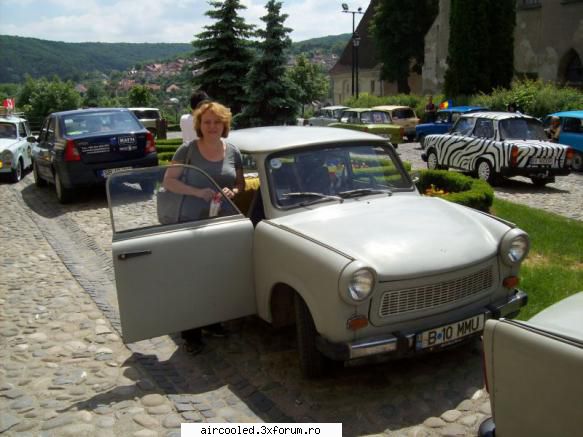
[478,162,490,180]
[15,162,22,181]
[573,153,583,171]
[428,153,438,169]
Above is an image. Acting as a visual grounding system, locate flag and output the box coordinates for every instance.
[439,100,452,110]
[3,98,15,110]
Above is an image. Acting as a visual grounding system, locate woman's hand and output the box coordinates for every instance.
[221,187,238,199]
[196,187,216,201]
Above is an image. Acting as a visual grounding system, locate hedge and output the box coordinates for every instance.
[415,169,494,212]
[156,138,183,146]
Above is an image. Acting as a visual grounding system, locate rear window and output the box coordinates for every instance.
[132,110,160,120]
[63,112,143,136]
[392,108,415,119]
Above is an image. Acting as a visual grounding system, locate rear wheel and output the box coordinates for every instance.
[33,161,47,187]
[426,150,439,170]
[572,152,583,172]
[476,159,498,185]
[55,171,74,204]
[530,177,551,187]
[294,293,329,379]
[10,159,23,183]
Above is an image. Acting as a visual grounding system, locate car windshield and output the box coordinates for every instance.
[393,108,415,119]
[63,112,143,136]
[499,118,547,140]
[361,111,391,124]
[0,122,17,139]
[267,143,411,208]
[332,108,346,118]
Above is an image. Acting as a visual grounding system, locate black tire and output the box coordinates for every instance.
[33,161,47,187]
[55,171,74,204]
[476,159,498,185]
[572,152,583,172]
[530,177,550,187]
[10,159,23,183]
[418,135,426,149]
[294,293,328,379]
[426,150,439,170]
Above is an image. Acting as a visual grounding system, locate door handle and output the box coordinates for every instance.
[118,250,152,260]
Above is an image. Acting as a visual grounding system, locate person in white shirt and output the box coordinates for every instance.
[180,90,210,143]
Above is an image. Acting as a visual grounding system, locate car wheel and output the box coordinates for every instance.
[572,152,583,172]
[294,293,329,379]
[10,159,23,183]
[33,161,47,187]
[418,135,426,149]
[530,177,550,187]
[476,160,498,185]
[426,150,439,170]
[55,171,74,204]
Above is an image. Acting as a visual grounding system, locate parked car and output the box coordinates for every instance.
[416,106,485,149]
[328,108,403,146]
[422,111,573,186]
[0,112,35,182]
[129,107,162,137]
[479,291,583,437]
[107,126,529,378]
[33,108,158,203]
[307,106,349,126]
[543,110,583,171]
[372,105,420,141]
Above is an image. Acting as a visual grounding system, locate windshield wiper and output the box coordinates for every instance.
[338,188,393,198]
[283,192,344,206]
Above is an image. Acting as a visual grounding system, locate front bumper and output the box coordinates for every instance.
[316,288,528,361]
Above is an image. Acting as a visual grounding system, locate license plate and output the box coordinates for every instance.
[416,314,485,350]
[100,167,132,177]
[530,157,554,165]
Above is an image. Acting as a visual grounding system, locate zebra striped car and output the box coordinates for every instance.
[421,112,573,186]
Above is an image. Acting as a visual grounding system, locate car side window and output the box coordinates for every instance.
[563,117,582,133]
[472,119,495,139]
[361,112,371,123]
[451,117,476,136]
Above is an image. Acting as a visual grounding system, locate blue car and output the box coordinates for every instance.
[544,110,583,171]
[416,106,485,149]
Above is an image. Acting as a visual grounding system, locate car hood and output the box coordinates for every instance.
[270,195,508,280]
[0,138,19,151]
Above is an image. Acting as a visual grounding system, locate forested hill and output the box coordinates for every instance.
[0,34,350,84]
[0,35,193,83]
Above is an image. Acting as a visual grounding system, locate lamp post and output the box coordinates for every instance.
[341,3,363,97]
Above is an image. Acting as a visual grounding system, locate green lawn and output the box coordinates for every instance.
[491,198,583,320]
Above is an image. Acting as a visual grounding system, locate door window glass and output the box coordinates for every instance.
[472,119,495,139]
[108,166,240,234]
[451,117,476,136]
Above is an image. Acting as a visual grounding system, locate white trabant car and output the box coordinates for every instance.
[0,113,35,182]
[307,106,349,126]
[107,127,529,378]
[422,112,573,186]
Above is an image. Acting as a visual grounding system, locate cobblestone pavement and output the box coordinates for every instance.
[1,146,580,436]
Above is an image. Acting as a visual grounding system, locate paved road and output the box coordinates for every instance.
[0,151,580,436]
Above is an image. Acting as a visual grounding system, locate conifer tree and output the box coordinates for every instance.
[237,0,297,127]
[192,0,255,114]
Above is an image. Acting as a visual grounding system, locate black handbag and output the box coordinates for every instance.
[156,142,195,225]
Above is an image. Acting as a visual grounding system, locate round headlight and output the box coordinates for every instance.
[348,269,375,301]
[507,235,529,263]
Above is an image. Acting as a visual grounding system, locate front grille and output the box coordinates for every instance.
[378,266,493,317]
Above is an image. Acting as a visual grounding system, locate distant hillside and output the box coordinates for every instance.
[0,34,350,84]
[0,35,193,83]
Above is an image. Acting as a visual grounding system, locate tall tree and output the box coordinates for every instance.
[18,76,80,119]
[192,0,255,114]
[238,0,297,127]
[444,0,515,97]
[370,0,438,94]
[128,85,153,107]
[287,54,329,117]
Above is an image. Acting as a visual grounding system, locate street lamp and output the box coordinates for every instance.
[342,4,364,97]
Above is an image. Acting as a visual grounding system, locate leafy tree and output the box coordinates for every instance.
[18,76,80,118]
[370,0,438,94]
[192,0,255,114]
[83,81,109,107]
[237,0,297,127]
[287,54,329,117]
[444,0,515,96]
[128,85,153,107]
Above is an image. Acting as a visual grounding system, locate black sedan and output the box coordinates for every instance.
[33,108,158,203]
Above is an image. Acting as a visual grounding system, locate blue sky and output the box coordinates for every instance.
[0,0,369,43]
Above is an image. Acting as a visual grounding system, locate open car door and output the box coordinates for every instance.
[107,165,255,343]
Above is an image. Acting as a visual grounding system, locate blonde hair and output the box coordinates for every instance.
[194,101,232,138]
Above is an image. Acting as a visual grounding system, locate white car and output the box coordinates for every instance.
[106,126,529,378]
[0,113,35,182]
[422,112,573,186]
[307,106,348,126]
[480,291,583,437]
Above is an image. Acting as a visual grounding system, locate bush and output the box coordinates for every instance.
[156,138,183,146]
[415,170,494,212]
[157,152,175,163]
[156,145,180,154]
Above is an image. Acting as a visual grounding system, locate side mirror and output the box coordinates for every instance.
[27,136,37,143]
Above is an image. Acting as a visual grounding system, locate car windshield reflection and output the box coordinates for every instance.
[267,143,411,208]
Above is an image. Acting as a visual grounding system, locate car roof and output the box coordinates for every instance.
[373,105,412,111]
[550,110,583,119]
[51,107,133,117]
[526,291,583,343]
[438,106,484,113]
[321,105,348,110]
[229,126,386,154]
[0,116,26,123]
[459,111,537,121]
[342,108,386,113]
[128,107,160,111]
